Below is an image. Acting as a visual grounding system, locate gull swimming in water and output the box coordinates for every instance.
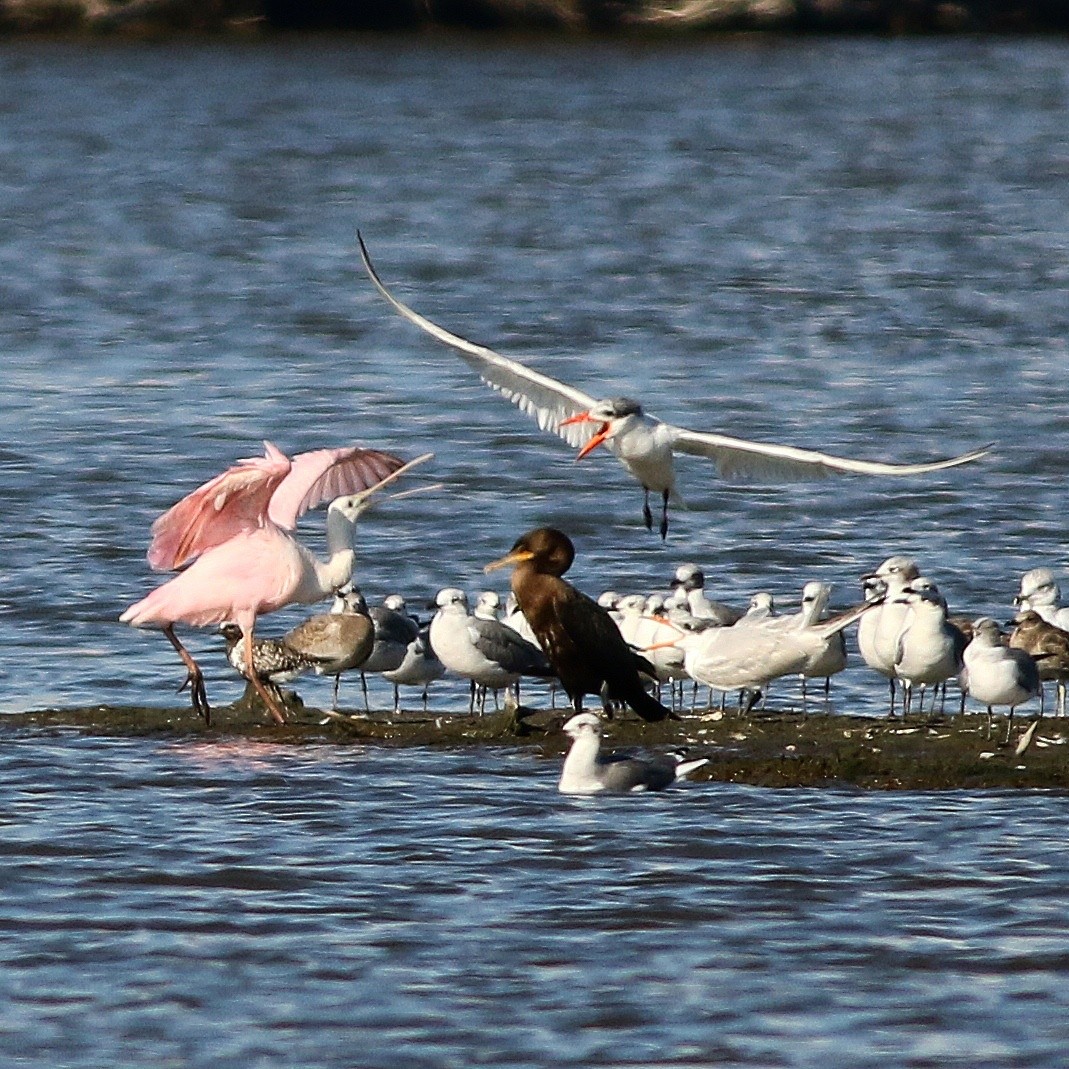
[557,712,708,794]
[359,234,991,538]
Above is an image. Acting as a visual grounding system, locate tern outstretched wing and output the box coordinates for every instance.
[359,233,598,449]
[670,425,992,482]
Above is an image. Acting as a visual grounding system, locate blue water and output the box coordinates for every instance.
[1,33,1069,1067]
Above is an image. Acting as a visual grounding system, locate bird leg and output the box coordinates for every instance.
[660,489,670,540]
[164,625,211,726]
[331,674,342,710]
[243,627,287,726]
[642,488,653,532]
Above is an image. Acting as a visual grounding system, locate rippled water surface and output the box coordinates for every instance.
[2,34,1069,1067]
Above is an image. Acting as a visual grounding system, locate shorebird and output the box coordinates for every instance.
[961,618,1041,737]
[891,579,967,717]
[429,587,555,712]
[1014,568,1069,630]
[359,234,991,538]
[120,442,424,726]
[557,712,707,794]
[1008,609,1069,717]
[485,528,676,721]
[218,623,326,706]
[282,585,375,708]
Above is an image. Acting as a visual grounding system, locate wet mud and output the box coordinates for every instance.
[5,697,1069,790]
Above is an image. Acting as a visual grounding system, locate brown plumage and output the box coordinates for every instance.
[1009,609,1069,715]
[282,588,375,708]
[485,527,676,722]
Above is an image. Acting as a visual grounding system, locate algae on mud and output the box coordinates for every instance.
[4,700,1069,790]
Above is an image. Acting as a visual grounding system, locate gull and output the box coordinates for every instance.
[358,592,421,711]
[429,587,555,712]
[1014,568,1069,630]
[381,625,446,713]
[961,618,1041,738]
[474,590,503,621]
[669,563,742,624]
[282,584,375,709]
[891,579,967,717]
[856,555,921,716]
[359,234,991,538]
[557,712,708,794]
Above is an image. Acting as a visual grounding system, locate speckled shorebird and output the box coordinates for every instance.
[961,618,1041,738]
[429,587,555,713]
[557,712,707,794]
[219,623,327,706]
[1008,609,1069,717]
[281,585,375,709]
[485,528,675,722]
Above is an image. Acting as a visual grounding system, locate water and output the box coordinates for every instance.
[1,34,1069,1067]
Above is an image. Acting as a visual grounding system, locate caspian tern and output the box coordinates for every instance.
[358,234,991,539]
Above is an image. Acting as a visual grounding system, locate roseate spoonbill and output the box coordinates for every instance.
[557,712,707,794]
[358,233,991,539]
[120,442,430,726]
[484,527,676,722]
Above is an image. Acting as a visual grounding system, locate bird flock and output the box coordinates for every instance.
[119,237,1063,792]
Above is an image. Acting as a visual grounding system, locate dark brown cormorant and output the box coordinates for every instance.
[485,527,676,722]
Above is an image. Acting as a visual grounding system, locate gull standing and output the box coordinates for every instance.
[856,555,921,716]
[282,584,375,709]
[381,625,446,713]
[669,564,742,624]
[961,618,1041,738]
[429,587,555,712]
[891,579,967,717]
[359,235,991,538]
[1008,609,1069,717]
[557,712,708,794]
